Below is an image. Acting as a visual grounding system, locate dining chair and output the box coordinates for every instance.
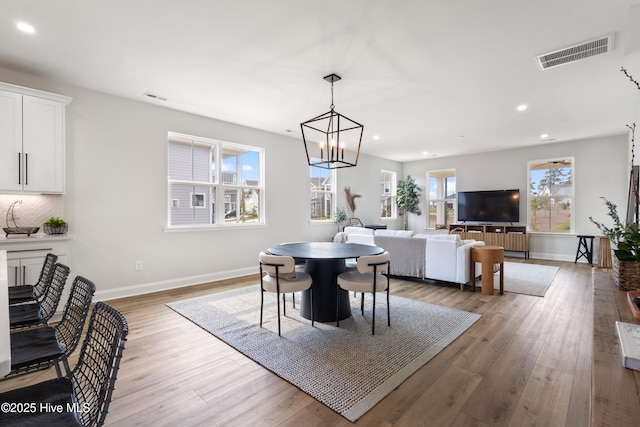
[259,251,314,336]
[337,251,391,335]
[0,302,128,427]
[6,275,96,378]
[8,253,58,305]
[9,262,70,330]
[277,241,309,307]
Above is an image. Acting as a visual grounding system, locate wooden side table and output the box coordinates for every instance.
[471,245,504,295]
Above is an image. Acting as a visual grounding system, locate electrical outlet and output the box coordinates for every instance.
[135,260,143,271]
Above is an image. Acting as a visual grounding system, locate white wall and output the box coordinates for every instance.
[0,67,402,300]
[1,64,631,296]
[403,135,629,261]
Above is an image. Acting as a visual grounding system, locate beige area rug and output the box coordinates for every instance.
[478,261,559,297]
[167,285,480,422]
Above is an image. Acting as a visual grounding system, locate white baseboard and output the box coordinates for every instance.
[94,266,258,302]
[528,252,575,262]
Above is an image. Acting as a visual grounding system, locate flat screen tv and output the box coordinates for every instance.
[457,189,520,223]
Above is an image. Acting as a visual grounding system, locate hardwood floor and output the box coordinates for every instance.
[1,259,597,426]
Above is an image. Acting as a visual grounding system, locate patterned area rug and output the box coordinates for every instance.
[167,285,480,422]
[485,262,559,297]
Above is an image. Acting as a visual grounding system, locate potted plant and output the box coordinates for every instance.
[43,217,68,235]
[589,197,640,290]
[334,207,347,233]
[397,175,422,230]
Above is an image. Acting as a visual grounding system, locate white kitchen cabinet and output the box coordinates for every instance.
[6,255,47,286]
[0,90,22,192]
[1,236,72,321]
[0,82,72,194]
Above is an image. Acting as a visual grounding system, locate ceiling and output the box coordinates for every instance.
[2,0,640,162]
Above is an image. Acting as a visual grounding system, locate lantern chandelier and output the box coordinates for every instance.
[300,73,364,169]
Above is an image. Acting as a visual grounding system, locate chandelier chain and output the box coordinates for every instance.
[330,80,335,110]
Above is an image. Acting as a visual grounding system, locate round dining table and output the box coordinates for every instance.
[267,242,383,322]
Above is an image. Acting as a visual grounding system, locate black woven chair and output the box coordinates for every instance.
[6,275,96,378]
[9,262,70,330]
[8,252,58,305]
[0,302,128,427]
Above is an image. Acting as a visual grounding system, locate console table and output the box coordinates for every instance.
[449,224,529,258]
[592,269,640,426]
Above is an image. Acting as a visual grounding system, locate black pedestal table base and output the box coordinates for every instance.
[300,259,351,322]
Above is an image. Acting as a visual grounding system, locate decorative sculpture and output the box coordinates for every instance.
[344,187,361,218]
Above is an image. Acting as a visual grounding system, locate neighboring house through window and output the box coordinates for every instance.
[380,170,397,219]
[167,132,264,228]
[310,162,335,221]
[528,158,574,233]
[428,169,456,228]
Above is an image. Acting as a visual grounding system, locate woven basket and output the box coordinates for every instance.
[612,254,640,291]
[43,223,68,235]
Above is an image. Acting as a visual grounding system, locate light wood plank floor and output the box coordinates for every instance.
[0,258,594,426]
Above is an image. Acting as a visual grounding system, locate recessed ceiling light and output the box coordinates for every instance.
[373,135,380,140]
[422,151,429,156]
[540,133,549,139]
[16,22,35,34]
[517,104,528,111]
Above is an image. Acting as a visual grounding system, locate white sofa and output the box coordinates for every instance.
[334,227,485,289]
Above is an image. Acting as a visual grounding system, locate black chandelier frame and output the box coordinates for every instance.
[300,74,364,170]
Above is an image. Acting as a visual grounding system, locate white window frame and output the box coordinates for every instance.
[380,170,397,220]
[427,169,456,228]
[167,131,265,229]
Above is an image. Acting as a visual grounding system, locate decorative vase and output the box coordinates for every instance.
[43,224,68,235]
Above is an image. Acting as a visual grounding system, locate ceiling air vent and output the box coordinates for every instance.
[536,34,614,70]
[143,92,168,101]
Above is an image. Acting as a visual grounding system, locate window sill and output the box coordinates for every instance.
[308,221,336,226]
[164,223,268,233]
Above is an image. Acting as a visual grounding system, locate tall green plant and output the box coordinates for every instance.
[588,197,624,246]
[397,175,422,230]
[589,197,640,261]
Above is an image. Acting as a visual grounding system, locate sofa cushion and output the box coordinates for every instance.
[344,226,374,235]
[427,234,461,242]
[374,229,414,238]
[414,233,461,243]
[347,234,376,245]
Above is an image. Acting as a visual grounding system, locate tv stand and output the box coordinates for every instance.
[449,223,529,258]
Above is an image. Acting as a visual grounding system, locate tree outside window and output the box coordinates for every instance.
[529,159,574,233]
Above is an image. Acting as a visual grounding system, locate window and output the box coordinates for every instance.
[168,132,264,228]
[428,169,456,228]
[310,162,335,221]
[380,170,397,219]
[529,158,574,233]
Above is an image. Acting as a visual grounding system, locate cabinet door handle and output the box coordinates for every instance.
[25,153,28,186]
[22,265,26,285]
[18,152,22,185]
[13,266,19,286]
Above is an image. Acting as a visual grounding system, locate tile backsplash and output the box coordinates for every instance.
[0,195,64,228]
